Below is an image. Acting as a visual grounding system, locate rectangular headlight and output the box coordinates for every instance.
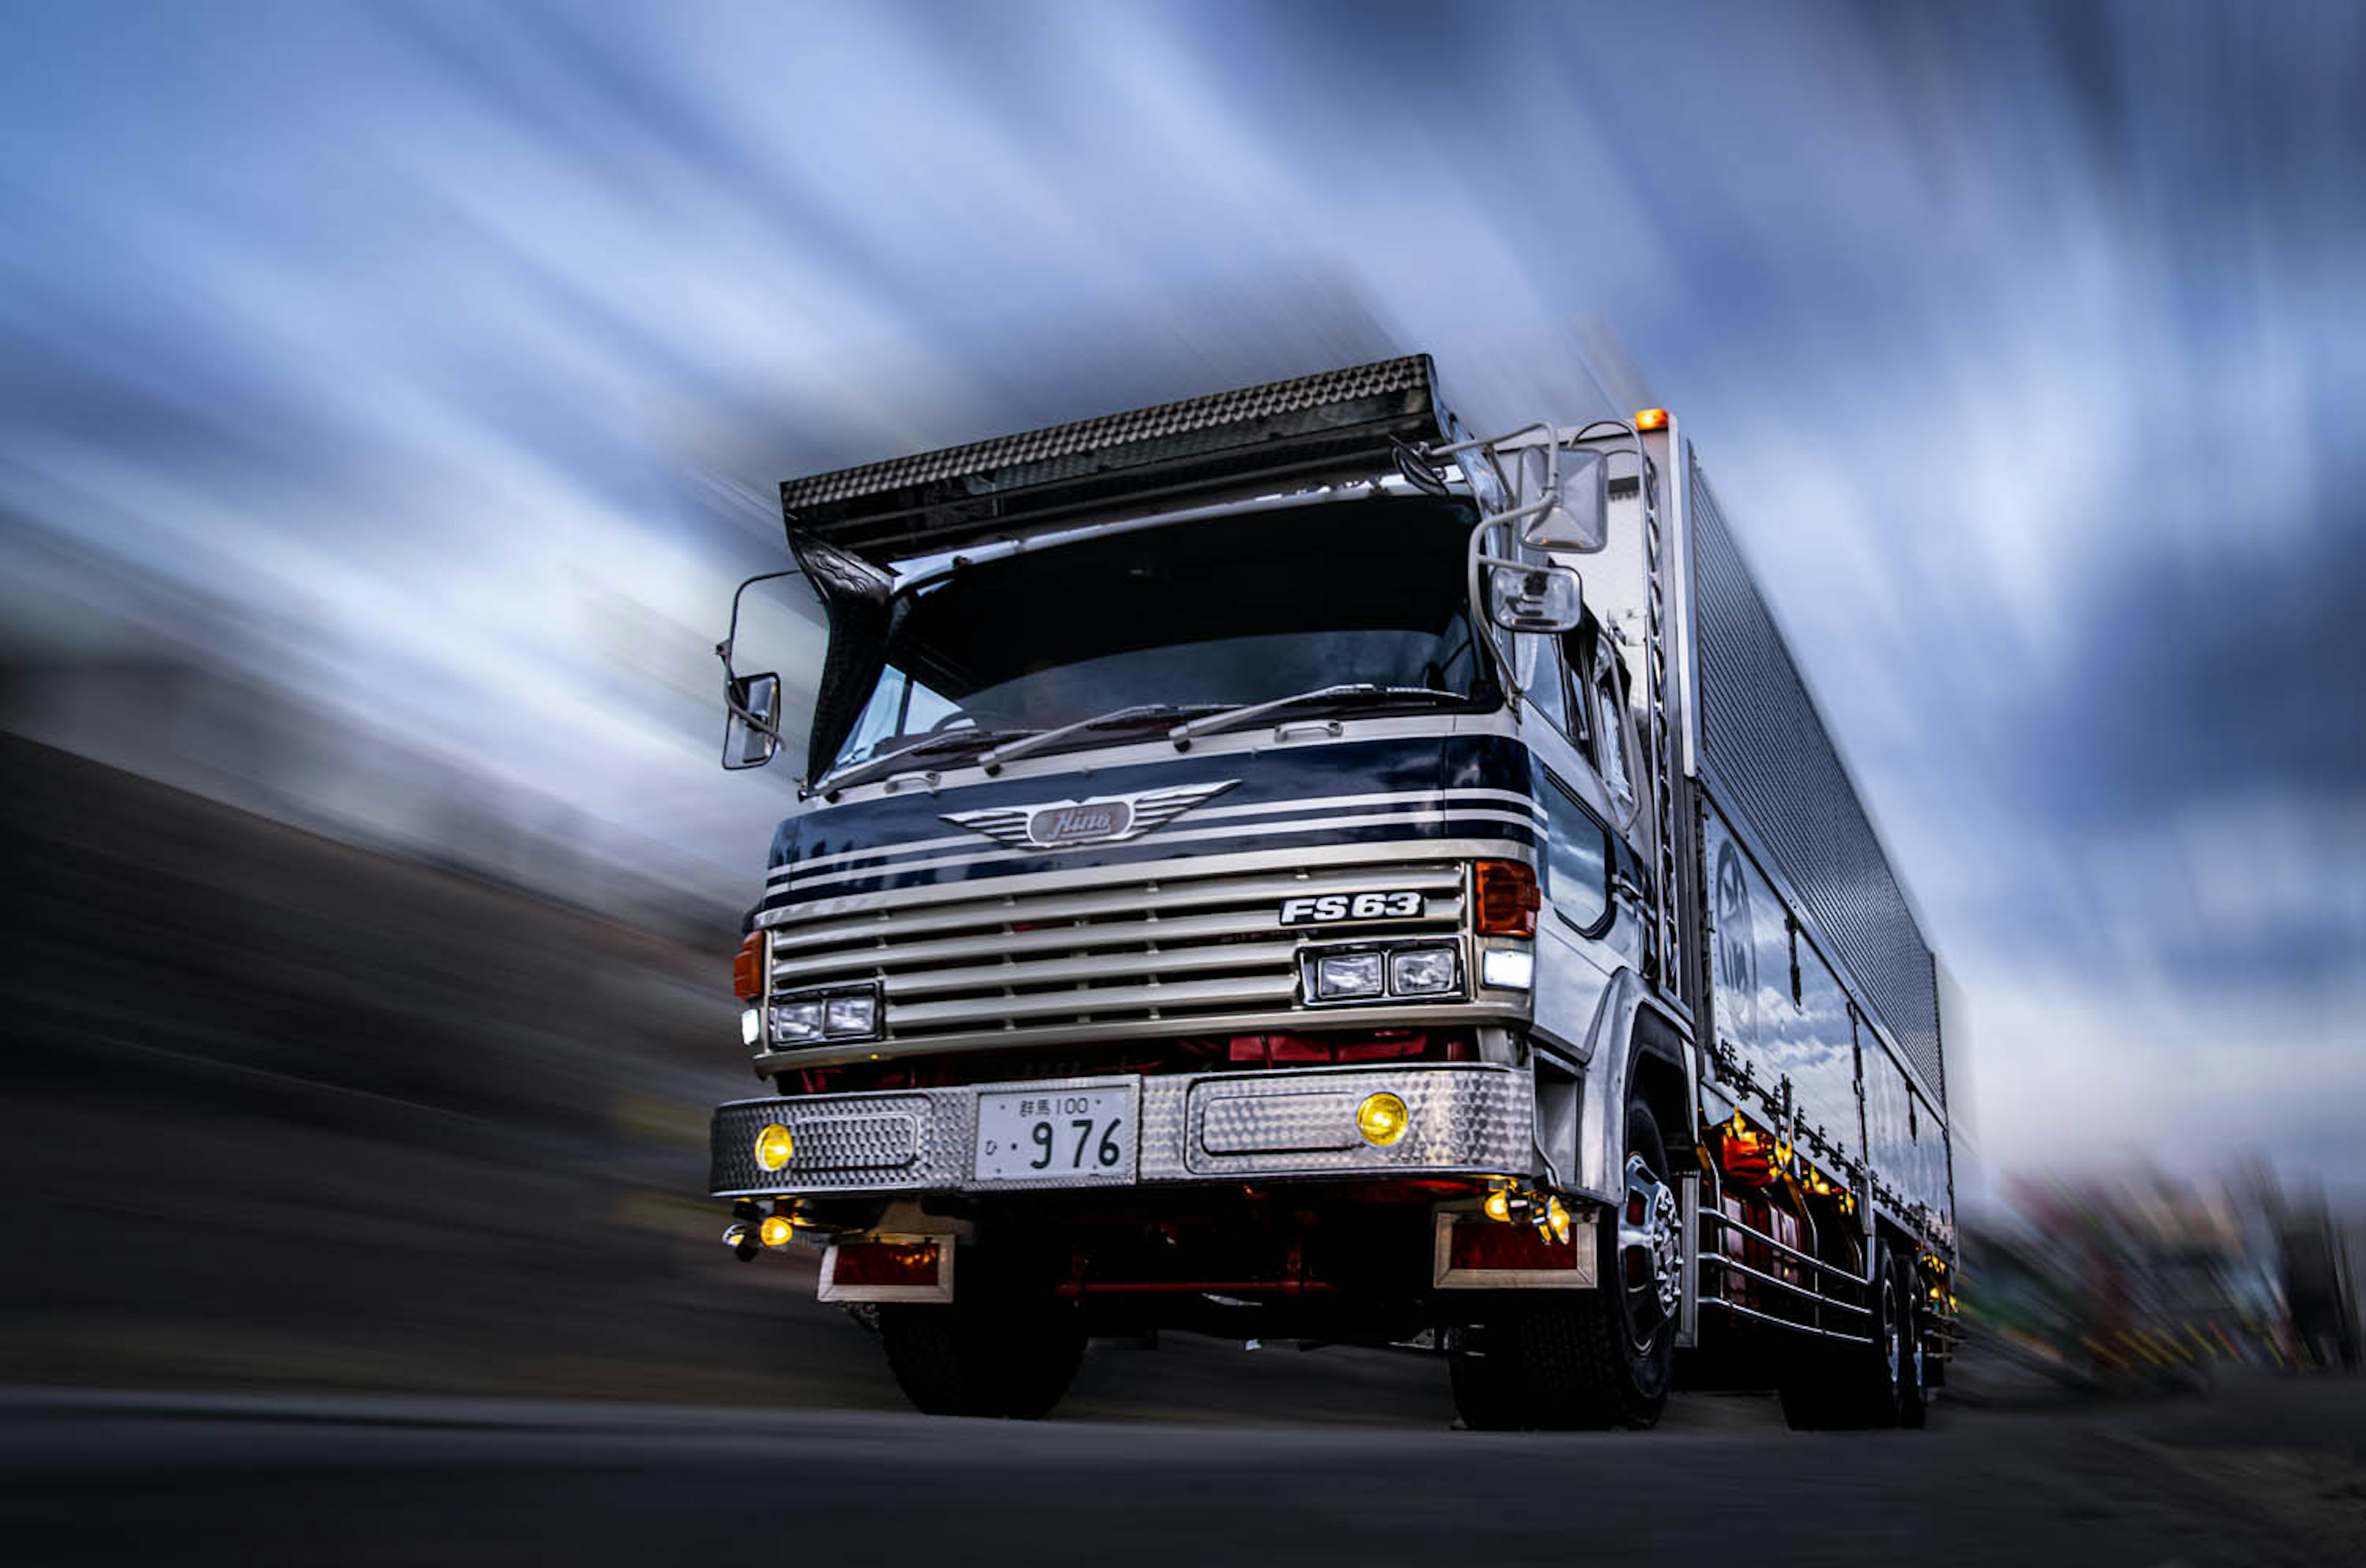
[1388,945,1459,996]
[769,999,825,1043]
[1311,951,1386,1001]
[824,993,878,1038]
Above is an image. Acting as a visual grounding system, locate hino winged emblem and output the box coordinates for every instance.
[941,780,1240,851]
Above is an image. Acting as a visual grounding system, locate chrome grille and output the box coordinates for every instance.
[763,860,1466,1047]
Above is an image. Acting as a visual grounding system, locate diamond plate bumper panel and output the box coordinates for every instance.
[709,1065,1534,1197]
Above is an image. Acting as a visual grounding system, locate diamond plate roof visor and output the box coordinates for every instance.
[778,355,1449,564]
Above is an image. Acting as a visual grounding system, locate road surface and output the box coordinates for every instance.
[4,1346,2360,1567]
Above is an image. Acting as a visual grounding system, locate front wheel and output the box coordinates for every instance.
[1448,1098,1680,1431]
[876,1250,1084,1419]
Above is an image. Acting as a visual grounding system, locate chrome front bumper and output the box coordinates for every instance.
[709,1063,1535,1198]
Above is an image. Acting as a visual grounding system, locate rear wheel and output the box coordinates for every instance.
[1896,1255,1929,1428]
[1448,1098,1680,1431]
[1781,1240,1907,1430]
[876,1250,1084,1419]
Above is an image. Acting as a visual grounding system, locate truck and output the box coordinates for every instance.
[707,354,1959,1429]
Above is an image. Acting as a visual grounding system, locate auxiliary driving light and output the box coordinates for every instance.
[1480,948,1535,991]
[739,1007,762,1049]
[753,1123,795,1172]
[1484,1186,1513,1224]
[1354,1091,1410,1147]
[758,1214,795,1248]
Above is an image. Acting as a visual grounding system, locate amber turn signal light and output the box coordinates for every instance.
[1474,860,1540,937]
[732,931,766,1001]
[1633,407,1670,431]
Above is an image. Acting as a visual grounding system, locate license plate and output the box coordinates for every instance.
[973,1083,1138,1184]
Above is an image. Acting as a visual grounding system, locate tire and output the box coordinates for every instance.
[876,1251,1084,1419]
[1447,1331,1527,1431]
[1781,1241,1907,1430]
[1448,1098,1680,1431]
[1895,1254,1929,1429]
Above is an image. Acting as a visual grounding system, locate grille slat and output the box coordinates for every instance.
[884,937,1312,999]
[888,972,1301,1029]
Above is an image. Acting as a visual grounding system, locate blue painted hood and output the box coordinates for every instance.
[758,733,1538,914]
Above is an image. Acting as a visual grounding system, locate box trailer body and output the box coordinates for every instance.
[705,355,1956,1428]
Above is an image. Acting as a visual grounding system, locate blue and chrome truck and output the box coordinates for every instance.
[707,355,1957,1428]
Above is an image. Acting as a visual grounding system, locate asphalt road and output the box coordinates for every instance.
[6,1351,2362,1568]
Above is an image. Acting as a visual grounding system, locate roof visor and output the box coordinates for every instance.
[779,355,1454,566]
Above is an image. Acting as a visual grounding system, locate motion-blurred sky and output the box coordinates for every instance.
[3,1,2360,1194]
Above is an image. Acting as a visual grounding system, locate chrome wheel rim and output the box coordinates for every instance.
[1617,1152,1681,1351]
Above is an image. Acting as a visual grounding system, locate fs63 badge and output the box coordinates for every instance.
[1277,890,1427,926]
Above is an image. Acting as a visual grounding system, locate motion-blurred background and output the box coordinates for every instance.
[2,1,2359,1405]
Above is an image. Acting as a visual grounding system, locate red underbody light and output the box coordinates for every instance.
[1450,1218,1580,1272]
[1474,860,1540,937]
[831,1239,942,1288]
[731,932,766,1001]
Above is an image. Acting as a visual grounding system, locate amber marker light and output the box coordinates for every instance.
[1474,860,1540,937]
[753,1123,795,1172]
[1355,1091,1410,1147]
[732,932,766,1002]
[1633,407,1670,431]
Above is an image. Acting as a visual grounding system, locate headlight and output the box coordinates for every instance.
[1388,945,1458,996]
[824,993,877,1037]
[1311,951,1386,1001]
[770,999,825,1043]
[762,984,883,1047]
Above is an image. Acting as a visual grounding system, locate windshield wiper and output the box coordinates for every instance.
[977,702,1227,773]
[1168,684,1470,748]
[815,726,1031,797]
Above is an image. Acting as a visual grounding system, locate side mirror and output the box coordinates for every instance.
[1521,448,1609,554]
[1489,563,1583,633]
[722,672,783,770]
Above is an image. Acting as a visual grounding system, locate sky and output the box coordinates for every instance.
[2,1,2362,1195]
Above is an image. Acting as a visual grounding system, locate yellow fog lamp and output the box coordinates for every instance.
[753,1123,795,1172]
[1354,1091,1410,1147]
[758,1214,795,1248]
[1483,1182,1514,1224]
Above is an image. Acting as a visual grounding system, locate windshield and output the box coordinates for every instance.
[829,495,1493,770]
